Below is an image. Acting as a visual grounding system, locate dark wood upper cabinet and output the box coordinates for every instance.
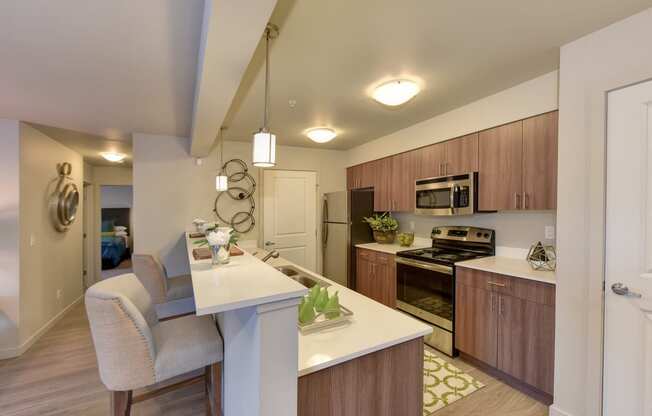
[415,143,446,179]
[390,151,417,212]
[445,133,479,176]
[373,157,393,212]
[347,163,375,190]
[523,111,558,210]
[478,121,524,211]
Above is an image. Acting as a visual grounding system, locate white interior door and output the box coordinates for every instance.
[263,170,317,271]
[604,79,652,416]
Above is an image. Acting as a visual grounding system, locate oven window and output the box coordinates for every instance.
[396,263,453,327]
[416,188,451,209]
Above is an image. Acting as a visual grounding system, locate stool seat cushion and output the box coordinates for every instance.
[152,314,223,382]
[166,274,194,302]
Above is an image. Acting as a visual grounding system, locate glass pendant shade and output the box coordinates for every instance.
[215,173,228,191]
[252,130,276,167]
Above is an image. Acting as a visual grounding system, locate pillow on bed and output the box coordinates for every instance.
[101,231,115,237]
[101,219,115,232]
[114,226,127,232]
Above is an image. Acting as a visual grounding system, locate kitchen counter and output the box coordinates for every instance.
[355,237,431,255]
[264,254,432,377]
[455,256,556,285]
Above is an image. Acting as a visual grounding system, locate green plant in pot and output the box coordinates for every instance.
[363,212,399,244]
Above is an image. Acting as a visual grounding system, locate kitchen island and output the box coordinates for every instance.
[185,233,431,416]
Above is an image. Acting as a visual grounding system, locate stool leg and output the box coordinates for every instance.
[111,390,132,416]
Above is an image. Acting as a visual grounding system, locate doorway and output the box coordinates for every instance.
[603,78,652,414]
[262,170,318,272]
[99,185,133,279]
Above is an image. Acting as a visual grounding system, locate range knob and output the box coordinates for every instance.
[483,233,490,238]
[476,232,482,237]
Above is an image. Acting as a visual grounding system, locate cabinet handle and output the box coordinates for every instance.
[514,193,521,209]
[487,281,506,288]
[524,193,529,209]
[444,162,448,176]
[499,297,505,316]
[490,294,495,312]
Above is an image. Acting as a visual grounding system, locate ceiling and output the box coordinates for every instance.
[1,0,652,158]
[223,0,652,149]
[0,0,204,142]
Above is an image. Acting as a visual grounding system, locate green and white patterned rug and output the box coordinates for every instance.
[423,349,485,415]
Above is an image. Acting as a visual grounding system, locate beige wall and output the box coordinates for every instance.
[133,134,347,277]
[18,123,84,348]
[553,8,652,416]
[0,119,21,355]
[92,166,132,185]
[347,71,559,166]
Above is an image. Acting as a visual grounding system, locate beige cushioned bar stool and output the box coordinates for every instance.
[85,273,222,415]
[132,254,195,319]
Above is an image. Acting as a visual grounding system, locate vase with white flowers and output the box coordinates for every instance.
[206,227,234,265]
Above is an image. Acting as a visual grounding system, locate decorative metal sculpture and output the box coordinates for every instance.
[526,241,556,271]
[213,159,256,233]
[50,162,79,232]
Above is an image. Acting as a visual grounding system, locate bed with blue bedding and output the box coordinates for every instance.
[101,235,128,269]
[101,208,131,269]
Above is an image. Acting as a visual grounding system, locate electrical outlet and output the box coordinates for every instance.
[545,226,555,240]
[29,233,36,247]
[409,221,415,231]
[56,289,63,301]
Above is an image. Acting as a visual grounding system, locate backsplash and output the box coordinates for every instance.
[394,211,556,254]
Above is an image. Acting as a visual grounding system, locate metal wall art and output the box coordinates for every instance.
[213,159,256,233]
[50,162,79,232]
[526,241,556,271]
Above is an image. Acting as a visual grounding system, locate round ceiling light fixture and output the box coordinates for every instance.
[372,79,420,106]
[306,127,337,143]
[100,152,126,163]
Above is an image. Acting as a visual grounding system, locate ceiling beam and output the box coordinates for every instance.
[190,0,278,157]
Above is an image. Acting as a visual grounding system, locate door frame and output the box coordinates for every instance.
[260,169,321,272]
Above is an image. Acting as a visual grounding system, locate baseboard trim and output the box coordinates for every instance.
[0,295,83,360]
[549,404,574,416]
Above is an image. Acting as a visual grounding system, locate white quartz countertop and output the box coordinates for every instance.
[185,233,307,315]
[262,254,433,377]
[355,238,431,255]
[455,256,556,285]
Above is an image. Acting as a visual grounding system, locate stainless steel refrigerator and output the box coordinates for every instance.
[322,189,374,288]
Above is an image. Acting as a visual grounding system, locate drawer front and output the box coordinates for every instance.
[375,252,393,266]
[456,267,492,289]
[357,248,376,262]
[457,267,555,306]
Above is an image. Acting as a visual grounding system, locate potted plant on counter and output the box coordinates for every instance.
[363,212,399,244]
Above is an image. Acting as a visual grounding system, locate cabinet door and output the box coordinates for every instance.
[497,295,555,395]
[478,121,523,211]
[373,157,393,212]
[415,143,446,179]
[356,249,376,299]
[523,111,558,210]
[374,253,396,308]
[445,133,478,176]
[455,283,498,366]
[347,165,361,190]
[390,151,417,212]
[360,161,376,189]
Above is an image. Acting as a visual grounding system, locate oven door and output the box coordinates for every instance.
[395,257,453,331]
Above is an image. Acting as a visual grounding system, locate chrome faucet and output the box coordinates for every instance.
[262,250,280,262]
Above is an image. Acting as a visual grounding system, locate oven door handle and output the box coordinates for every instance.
[395,257,454,275]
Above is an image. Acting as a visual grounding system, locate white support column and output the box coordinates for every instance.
[217,297,301,416]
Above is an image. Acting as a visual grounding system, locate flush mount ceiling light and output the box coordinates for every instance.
[100,152,126,163]
[216,127,229,192]
[252,24,279,168]
[372,79,420,106]
[306,127,337,143]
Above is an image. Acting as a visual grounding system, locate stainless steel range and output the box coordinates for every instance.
[395,226,495,356]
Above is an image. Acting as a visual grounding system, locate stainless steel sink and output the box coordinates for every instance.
[274,265,330,288]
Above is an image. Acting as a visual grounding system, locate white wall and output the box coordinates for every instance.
[93,166,132,186]
[0,119,21,355]
[553,8,652,416]
[347,71,559,166]
[133,134,347,277]
[18,123,84,349]
[100,185,133,208]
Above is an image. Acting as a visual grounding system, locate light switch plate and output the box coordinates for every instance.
[545,226,555,240]
[409,221,415,231]
[29,233,36,247]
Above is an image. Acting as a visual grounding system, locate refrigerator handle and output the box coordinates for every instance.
[323,222,329,247]
[323,198,329,223]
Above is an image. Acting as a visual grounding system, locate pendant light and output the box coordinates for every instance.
[215,127,229,191]
[252,24,278,168]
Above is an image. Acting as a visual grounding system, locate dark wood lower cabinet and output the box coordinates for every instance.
[298,338,423,416]
[355,248,396,308]
[455,267,555,403]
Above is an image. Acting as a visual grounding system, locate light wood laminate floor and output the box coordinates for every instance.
[0,303,548,415]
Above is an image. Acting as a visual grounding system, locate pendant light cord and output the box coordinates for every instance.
[263,27,271,130]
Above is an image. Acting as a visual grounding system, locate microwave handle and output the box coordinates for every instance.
[450,185,458,213]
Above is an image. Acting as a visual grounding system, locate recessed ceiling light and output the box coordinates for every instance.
[100,152,126,163]
[372,79,420,106]
[306,127,337,143]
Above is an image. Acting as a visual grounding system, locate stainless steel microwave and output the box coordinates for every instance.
[414,172,477,216]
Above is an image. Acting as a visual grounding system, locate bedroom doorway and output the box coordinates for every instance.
[100,185,133,280]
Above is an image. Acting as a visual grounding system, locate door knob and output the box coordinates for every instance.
[265,241,275,246]
[611,282,642,298]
